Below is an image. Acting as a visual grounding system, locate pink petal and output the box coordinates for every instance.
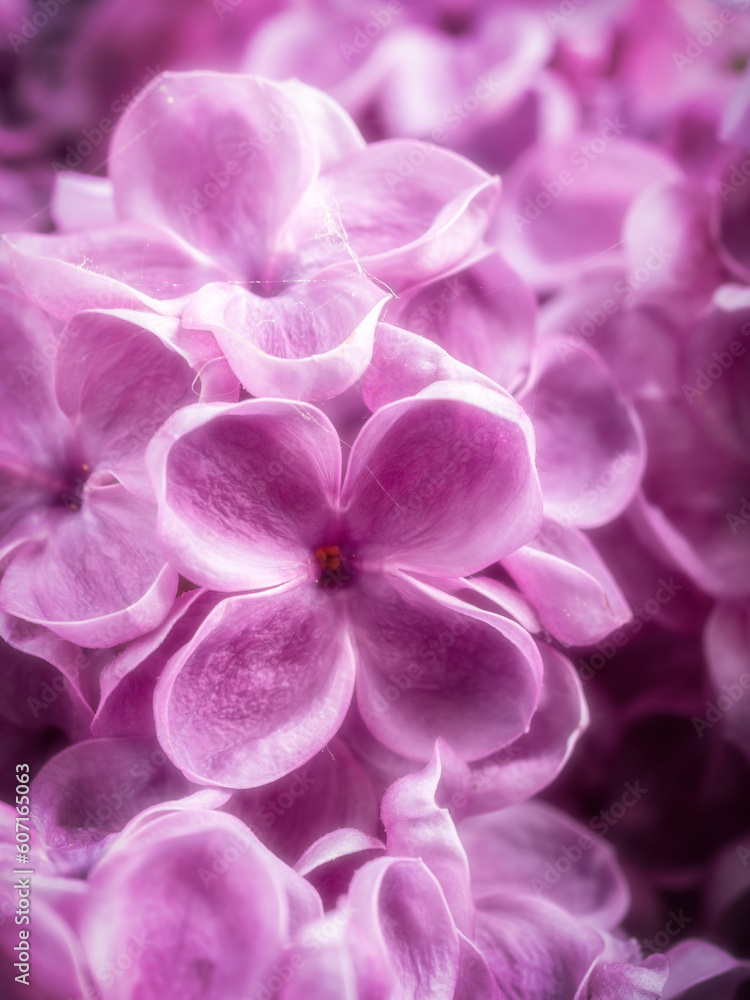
[474,891,603,1000]
[294,828,386,909]
[0,288,67,471]
[438,642,588,816]
[588,955,670,1000]
[501,520,631,646]
[361,322,500,413]
[623,179,723,322]
[460,801,630,929]
[81,810,294,1000]
[704,600,750,764]
[353,572,542,763]
[391,250,536,393]
[343,380,542,576]
[110,72,318,280]
[518,340,645,528]
[347,857,461,1000]
[93,590,223,739]
[226,737,379,866]
[148,399,340,591]
[319,139,499,292]
[275,77,366,170]
[498,135,680,290]
[6,226,223,319]
[155,583,356,787]
[454,933,501,1000]
[0,486,177,646]
[54,310,199,496]
[661,940,750,999]
[31,737,193,873]
[381,744,474,935]
[182,274,388,401]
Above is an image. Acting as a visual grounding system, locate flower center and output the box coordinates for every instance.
[315,545,341,573]
[313,544,356,591]
[54,461,94,513]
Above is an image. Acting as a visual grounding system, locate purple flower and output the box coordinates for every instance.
[146,381,544,787]
[0,292,227,645]
[8,70,499,402]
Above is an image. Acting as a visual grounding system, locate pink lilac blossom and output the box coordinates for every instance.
[0,3,749,998]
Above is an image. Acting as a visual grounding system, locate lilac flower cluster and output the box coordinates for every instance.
[1,1,750,998]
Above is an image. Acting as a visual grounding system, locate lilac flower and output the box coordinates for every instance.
[364,320,641,646]
[146,381,544,787]
[0,291,228,645]
[379,745,670,1000]
[7,70,499,401]
[73,804,463,1000]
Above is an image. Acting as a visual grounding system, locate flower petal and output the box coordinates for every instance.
[31,737,192,874]
[155,583,356,787]
[148,399,340,591]
[110,71,318,279]
[391,250,536,393]
[361,322,500,412]
[353,572,542,763]
[498,136,680,290]
[381,743,474,935]
[460,801,630,929]
[347,857,461,1000]
[182,274,388,402]
[54,310,199,495]
[518,340,645,528]
[343,380,542,576]
[436,641,588,816]
[474,891,603,1000]
[704,600,750,765]
[319,139,499,292]
[0,486,177,646]
[226,737,379,866]
[6,225,223,319]
[81,810,294,1000]
[501,520,631,646]
[587,955,670,1000]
